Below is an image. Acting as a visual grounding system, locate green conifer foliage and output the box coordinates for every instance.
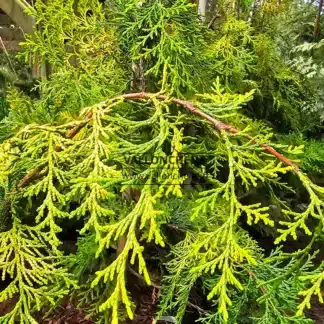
[115,0,207,95]
[21,0,127,117]
[0,0,324,323]
[0,218,76,323]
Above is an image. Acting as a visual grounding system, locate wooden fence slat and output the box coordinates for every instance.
[0,0,34,34]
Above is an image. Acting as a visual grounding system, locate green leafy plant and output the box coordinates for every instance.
[0,0,324,324]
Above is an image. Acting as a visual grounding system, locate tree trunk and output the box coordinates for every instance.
[248,0,257,23]
[198,0,208,20]
[314,0,324,40]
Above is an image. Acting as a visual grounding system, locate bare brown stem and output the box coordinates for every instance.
[314,0,324,40]
[207,13,221,29]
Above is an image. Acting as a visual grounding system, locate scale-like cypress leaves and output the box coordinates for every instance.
[0,1,323,323]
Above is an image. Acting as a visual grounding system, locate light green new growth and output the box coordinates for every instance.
[0,0,324,323]
[2,89,323,322]
[0,218,76,323]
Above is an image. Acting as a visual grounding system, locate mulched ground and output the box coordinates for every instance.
[306,301,324,324]
[37,299,324,324]
[0,282,323,323]
[40,305,93,324]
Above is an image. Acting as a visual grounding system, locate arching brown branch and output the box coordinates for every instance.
[121,92,300,171]
[16,92,300,190]
[1,91,300,233]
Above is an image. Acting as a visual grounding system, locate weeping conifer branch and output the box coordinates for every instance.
[0,90,321,322]
[13,91,300,194]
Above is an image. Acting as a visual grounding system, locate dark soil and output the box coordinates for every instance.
[39,304,93,324]
[0,294,323,323]
[306,300,324,324]
[0,268,322,323]
[0,297,17,316]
